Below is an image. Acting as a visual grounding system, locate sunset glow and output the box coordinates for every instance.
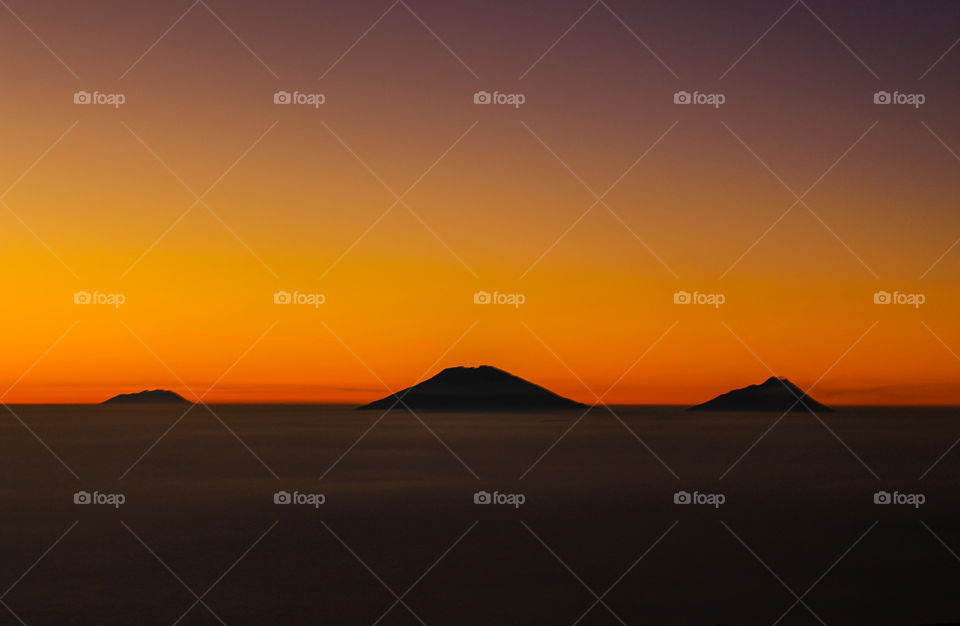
[2,1,959,405]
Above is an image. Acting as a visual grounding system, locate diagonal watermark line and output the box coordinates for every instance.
[721,520,826,625]
[0,598,24,625]
[598,0,679,79]
[718,320,880,480]
[771,520,878,625]
[171,520,279,625]
[120,0,201,80]
[520,120,598,193]
[521,520,626,625]
[0,321,78,401]
[919,320,960,365]
[1,121,82,279]
[520,0,600,80]
[572,519,678,625]
[919,236,960,281]
[920,520,960,562]
[319,0,400,80]
[118,320,280,480]
[321,520,426,625]
[121,521,225,625]
[720,0,878,80]
[0,0,79,79]
[519,320,680,480]
[398,0,479,79]
[719,120,879,279]
[373,520,479,624]
[719,204,794,282]
[318,0,477,80]
[920,435,960,481]
[520,0,678,80]
[797,0,878,79]
[120,120,280,280]
[720,0,800,80]
[916,321,960,479]
[0,199,82,280]
[920,36,960,80]
[1,121,80,201]
[1,521,79,602]
[918,122,960,279]
[318,120,480,280]
[124,119,280,280]
[120,0,277,79]
[0,322,82,480]
[519,120,680,279]
[403,205,480,279]
[1,404,81,480]
[198,0,279,79]
[319,320,480,480]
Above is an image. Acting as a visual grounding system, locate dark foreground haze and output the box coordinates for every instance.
[1,405,958,625]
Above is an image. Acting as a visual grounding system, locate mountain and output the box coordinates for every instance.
[357,365,586,411]
[102,389,191,404]
[689,377,831,412]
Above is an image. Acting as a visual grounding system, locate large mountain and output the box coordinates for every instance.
[357,365,585,411]
[102,389,191,404]
[689,377,831,412]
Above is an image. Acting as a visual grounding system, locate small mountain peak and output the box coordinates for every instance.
[690,377,830,412]
[102,389,190,404]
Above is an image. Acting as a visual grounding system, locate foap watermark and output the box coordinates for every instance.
[274,490,326,508]
[674,290,725,308]
[474,490,525,508]
[674,490,725,508]
[674,90,725,108]
[74,90,126,108]
[874,490,924,508]
[474,90,525,108]
[74,490,125,508]
[274,90,325,109]
[874,290,925,308]
[274,290,325,308]
[74,290,126,308]
[474,290,525,308]
[874,90,925,108]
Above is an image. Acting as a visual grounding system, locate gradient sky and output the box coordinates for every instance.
[1,0,959,404]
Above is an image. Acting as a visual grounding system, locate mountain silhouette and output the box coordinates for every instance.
[102,389,190,404]
[357,365,585,411]
[689,377,831,412]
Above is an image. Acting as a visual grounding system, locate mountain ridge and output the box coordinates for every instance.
[102,389,190,404]
[689,377,831,412]
[357,365,585,411]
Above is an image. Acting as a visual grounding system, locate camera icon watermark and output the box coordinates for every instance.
[673,290,725,308]
[673,490,725,508]
[274,90,325,108]
[274,290,325,308]
[74,290,126,308]
[473,290,525,308]
[473,490,525,508]
[473,90,526,108]
[873,90,925,108]
[273,490,325,508]
[873,490,924,508]
[673,90,725,108]
[73,90,126,108]
[74,490,126,508]
[873,290,925,308]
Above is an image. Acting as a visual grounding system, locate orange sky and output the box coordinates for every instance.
[1,0,959,405]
